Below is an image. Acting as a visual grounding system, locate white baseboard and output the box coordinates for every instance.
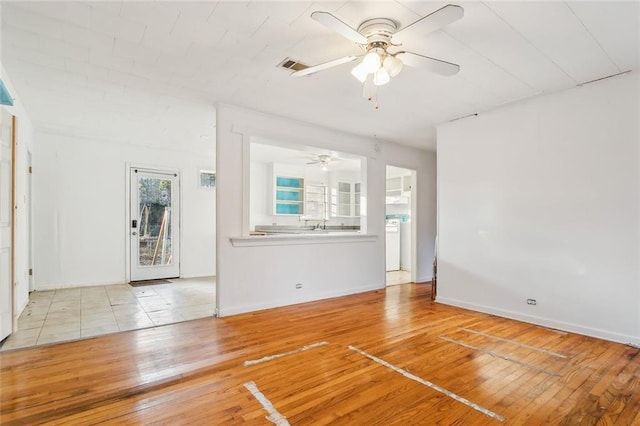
[437,296,640,346]
[16,297,28,318]
[33,275,217,292]
[34,280,127,291]
[180,273,216,279]
[218,283,383,317]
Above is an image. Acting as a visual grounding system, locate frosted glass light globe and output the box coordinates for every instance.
[361,51,381,73]
[373,68,390,86]
[383,55,403,77]
[351,63,369,83]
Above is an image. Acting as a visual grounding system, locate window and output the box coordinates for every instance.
[199,170,216,189]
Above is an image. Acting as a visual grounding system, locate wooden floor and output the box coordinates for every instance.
[1,284,638,425]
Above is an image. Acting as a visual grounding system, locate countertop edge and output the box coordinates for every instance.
[230,233,378,247]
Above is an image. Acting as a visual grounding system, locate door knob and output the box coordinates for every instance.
[132,231,138,235]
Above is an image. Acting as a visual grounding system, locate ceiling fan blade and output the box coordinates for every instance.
[311,11,368,44]
[393,4,464,44]
[396,51,460,76]
[291,56,359,77]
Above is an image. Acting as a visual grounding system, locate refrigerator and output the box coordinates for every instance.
[386,219,400,271]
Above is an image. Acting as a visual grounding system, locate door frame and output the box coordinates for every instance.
[27,149,33,292]
[11,115,16,331]
[0,112,15,341]
[125,163,182,283]
[385,164,418,285]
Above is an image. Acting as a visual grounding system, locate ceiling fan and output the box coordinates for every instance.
[306,154,335,170]
[291,4,464,106]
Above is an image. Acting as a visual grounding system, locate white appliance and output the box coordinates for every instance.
[400,220,411,271]
[386,219,400,271]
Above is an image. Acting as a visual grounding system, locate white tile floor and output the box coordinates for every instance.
[0,277,216,351]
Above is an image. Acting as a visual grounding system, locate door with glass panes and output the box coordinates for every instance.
[130,168,180,281]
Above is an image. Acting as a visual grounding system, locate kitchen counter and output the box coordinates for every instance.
[230,232,376,247]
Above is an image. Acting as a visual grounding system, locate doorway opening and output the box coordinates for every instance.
[385,165,416,286]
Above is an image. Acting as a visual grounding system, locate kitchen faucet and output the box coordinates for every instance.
[314,220,327,230]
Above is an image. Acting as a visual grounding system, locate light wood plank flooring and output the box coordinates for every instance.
[1,283,638,425]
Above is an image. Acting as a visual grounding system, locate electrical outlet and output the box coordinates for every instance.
[526,299,537,305]
[295,283,302,290]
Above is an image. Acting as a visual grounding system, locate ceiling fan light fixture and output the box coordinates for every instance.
[373,67,390,86]
[361,50,382,73]
[383,55,403,77]
[351,62,369,83]
[297,6,464,109]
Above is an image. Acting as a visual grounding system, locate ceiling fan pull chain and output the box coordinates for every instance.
[363,74,375,100]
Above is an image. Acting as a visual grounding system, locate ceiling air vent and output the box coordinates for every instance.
[278,58,309,72]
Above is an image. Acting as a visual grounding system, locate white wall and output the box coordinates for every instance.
[216,104,437,316]
[437,72,640,344]
[33,133,215,290]
[1,65,34,316]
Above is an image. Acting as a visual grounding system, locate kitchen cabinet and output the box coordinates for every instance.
[274,176,304,215]
[386,175,411,204]
[333,181,360,217]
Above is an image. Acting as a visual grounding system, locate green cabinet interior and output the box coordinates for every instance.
[275,176,304,215]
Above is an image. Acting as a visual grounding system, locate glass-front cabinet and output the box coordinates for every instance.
[338,182,351,217]
[274,176,304,215]
[332,181,361,217]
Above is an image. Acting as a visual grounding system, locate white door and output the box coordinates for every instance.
[130,168,180,281]
[0,110,13,341]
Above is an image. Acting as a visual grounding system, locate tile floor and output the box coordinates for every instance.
[0,277,216,351]
[386,270,412,286]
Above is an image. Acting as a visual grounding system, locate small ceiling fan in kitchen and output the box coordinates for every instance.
[306,154,335,171]
[289,4,464,108]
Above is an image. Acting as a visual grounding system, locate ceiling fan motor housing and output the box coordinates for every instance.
[357,18,398,48]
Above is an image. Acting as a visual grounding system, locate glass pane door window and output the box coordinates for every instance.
[138,177,172,266]
[130,168,180,281]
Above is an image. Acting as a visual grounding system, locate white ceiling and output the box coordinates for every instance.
[1,1,638,152]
